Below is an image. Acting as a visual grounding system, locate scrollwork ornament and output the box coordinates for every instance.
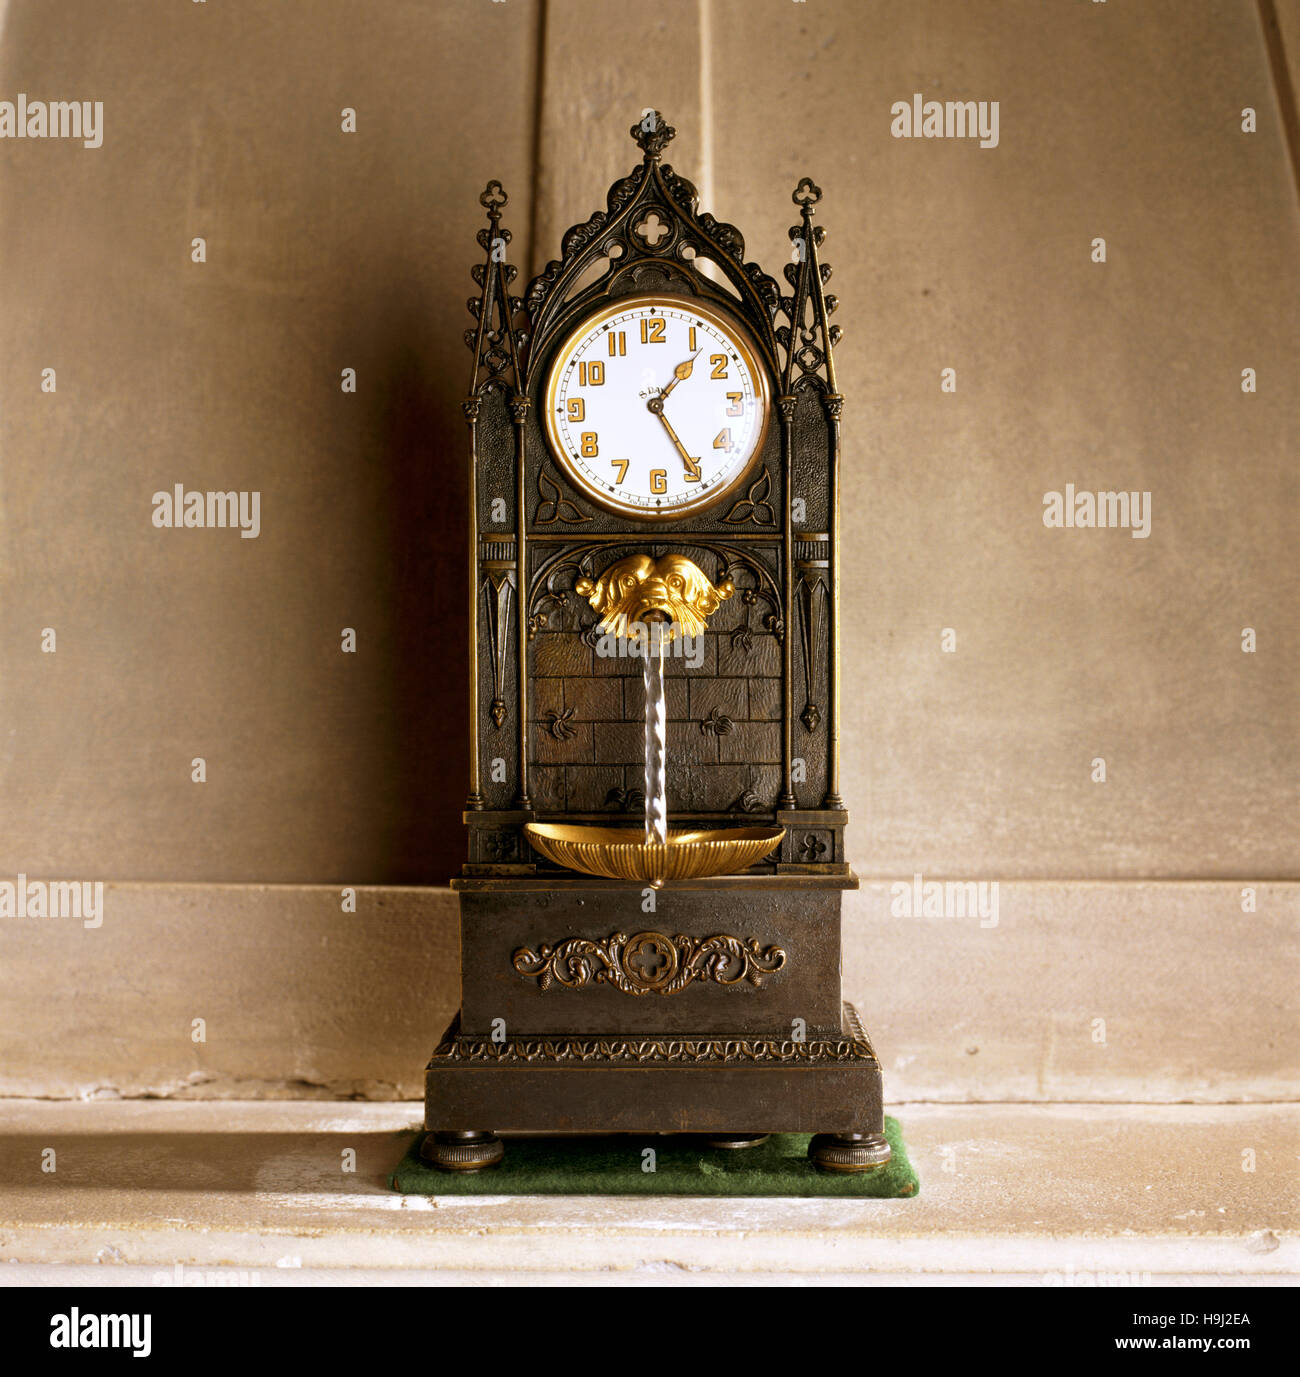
[513,930,787,996]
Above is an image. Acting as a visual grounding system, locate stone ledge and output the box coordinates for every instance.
[0,1100,1293,1281]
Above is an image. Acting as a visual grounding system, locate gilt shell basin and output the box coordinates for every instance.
[523,823,786,884]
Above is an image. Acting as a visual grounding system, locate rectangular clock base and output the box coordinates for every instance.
[424,1001,885,1142]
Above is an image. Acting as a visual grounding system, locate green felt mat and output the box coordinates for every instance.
[390,1117,918,1198]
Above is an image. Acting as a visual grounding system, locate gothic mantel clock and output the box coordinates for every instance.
[423,111,889,1174]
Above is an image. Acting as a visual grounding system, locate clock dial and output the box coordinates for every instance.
[543,294,770,520]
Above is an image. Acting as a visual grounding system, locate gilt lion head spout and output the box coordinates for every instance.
[575,554,734,642]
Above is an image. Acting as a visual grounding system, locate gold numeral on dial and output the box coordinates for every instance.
[567,398,585,421]
[725,392,744,417]
[688,326,697,351]
[710,354,728,380]
[713,427,732,451]
[609,458,629,484]
[578,361,605,386]
[640,317,665,344]
[649,468,667,495]
[608,330,626,357]
[580,432,599,458]
[684,463,701,483]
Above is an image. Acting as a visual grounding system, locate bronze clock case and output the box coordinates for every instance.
[422,112,890,1177]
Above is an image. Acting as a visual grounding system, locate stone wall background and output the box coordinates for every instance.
[0,0,1295,1099]
[2,0,1294,885]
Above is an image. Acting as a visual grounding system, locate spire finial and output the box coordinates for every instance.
[631,109,675,160]
[479,179,508,224]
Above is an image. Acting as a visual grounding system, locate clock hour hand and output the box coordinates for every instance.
[657,349,701,403]
[646,395,701,479]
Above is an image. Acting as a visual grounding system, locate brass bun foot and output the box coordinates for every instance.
[704,1133,770,1150]
[808,1132,891,1174]
[421,1131,504,1172]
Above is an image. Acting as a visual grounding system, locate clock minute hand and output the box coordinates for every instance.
[646,395,700,479]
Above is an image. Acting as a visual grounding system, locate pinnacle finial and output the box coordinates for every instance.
[631,109,675,159]
[479,180,508,221]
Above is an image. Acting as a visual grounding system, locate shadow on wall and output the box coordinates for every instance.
[361,281,469,883]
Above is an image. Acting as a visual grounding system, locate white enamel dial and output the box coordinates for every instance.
[543,294,770,520]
